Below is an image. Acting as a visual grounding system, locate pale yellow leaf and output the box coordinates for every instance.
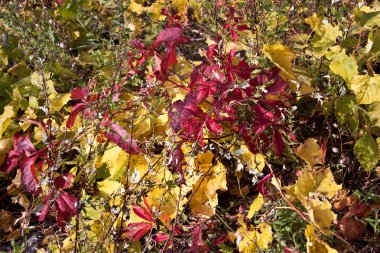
[128,0,144,15]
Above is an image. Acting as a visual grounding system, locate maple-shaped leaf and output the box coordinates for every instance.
[56,191,77,226]
[104,122,141,154]
[123,222,153,241]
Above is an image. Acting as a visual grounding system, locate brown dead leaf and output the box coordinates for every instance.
[339,217,366,240]
[0,210,13,232]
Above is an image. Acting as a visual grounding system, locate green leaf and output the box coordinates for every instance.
[334,96,359,131]
[354,134,379,171]
[354,6,380,27]
[329,53,357,84]
[367,29,380,53]
[368,102,380,127]
[350,74,380,104]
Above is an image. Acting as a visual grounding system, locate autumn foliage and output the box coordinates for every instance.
[0,0,380,252]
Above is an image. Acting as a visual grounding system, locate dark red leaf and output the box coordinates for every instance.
[20,156,39,193]
[54,173,74,190]
[56,191,77,225]
[104,122,141,154]
[257,173,273,197]
[124,222,153,241]
[273,128,284,157]
[66,102,85,129]
[339,217,366,240]
[133,205,154,223]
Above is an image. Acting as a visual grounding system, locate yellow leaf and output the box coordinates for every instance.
[49,93,71,113]
[263,44,295,79]
[97,146,129,180]
[236,220,272,253]
[128,0,144,15]
[307,198,336,234]
[0,105,15,138]
[247,194,264,219]
[329,53,358,84]
[232,145,265,173]
[172,0,187,13]
[305,225,338,253]
[147,186,186,221]
[146,0,166,21]
[350,74,380,104]
[294,167,342,201]
[296,138,323,167]
[190,152,227,216]
[98,180,122,197]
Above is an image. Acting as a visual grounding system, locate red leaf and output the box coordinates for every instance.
[257,173,273,197]
[54,173,74,190]
[266,78,288,94]
[273,128,284,157]
[14,132,36,156]
[206,118,223,134]
[154,233,169,243]
[37,199,51,222]
[133,205,154,223]
[56,191,77,225]
[124,222,152,241]
[188,226,209,253]
[104,122,141,154]
[70,87,88,100]
[0,150,20,173]
[20,156,39,193]
[151,27,186,48]
[66,103,85,129]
